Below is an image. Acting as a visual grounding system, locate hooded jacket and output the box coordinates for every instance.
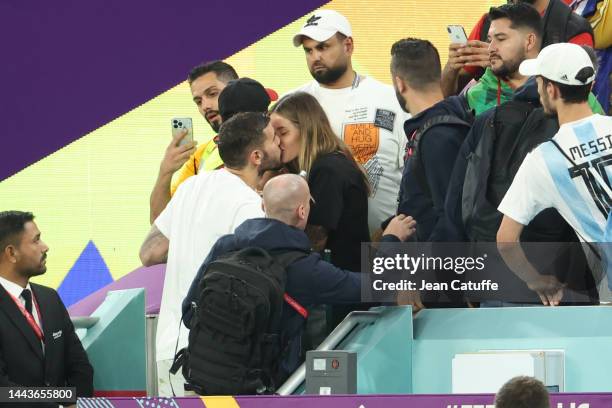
[182,217,399,378]
[398,95,473,242]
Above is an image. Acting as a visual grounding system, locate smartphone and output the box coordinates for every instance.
[447,25,468,44]
[171,117,194,146]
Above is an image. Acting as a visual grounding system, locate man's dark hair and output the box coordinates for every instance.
[187,60,238,85]
[495,376,550,408]
[0,211,34,252]
[489,3,542,39]
[217,112,270,168]
[541,76,592,104]
[390,38,441,90]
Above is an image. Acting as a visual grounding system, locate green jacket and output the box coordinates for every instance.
[466,67,604,116]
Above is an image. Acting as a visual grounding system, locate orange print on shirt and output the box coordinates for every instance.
[343,123,379,164]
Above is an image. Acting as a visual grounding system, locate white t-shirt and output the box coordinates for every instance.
[154,168,264,361]
[293,76,410,233]
[499,114,612,242]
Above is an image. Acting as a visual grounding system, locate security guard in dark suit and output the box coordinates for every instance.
[0,211,93,407]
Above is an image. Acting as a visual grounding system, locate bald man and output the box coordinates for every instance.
[182,174,415,381]
[262,174,312,230]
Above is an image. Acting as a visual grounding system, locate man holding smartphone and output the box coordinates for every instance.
[149,62,278,224]
[441,0,594,98]
[149,61,238,224]
[141,112,282,396]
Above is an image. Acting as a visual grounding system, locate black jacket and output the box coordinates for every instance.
[398,96,472,242]
[0,282,94,407]
[183,218,399,376]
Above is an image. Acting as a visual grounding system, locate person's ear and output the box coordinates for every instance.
[297,204,306,220]
[249,149,263,166]
[393,76,407,95]
[4,245,18,264]
[344,36,354,55]
[548,81,559,101]
[526,32,538,53]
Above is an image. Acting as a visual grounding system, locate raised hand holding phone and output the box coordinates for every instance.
[447,25,468,44]
[171,118,194,146]
[160,118,197,176]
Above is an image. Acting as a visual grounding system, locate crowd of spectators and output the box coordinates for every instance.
[136,1,611,396]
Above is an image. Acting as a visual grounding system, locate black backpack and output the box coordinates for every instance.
[458,103,600,302]
[177,247,308,395]
[461,101,560,242]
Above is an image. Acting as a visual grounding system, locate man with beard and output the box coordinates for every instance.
[441,0,594,98]
[139,112,282,396]
[149,61,238,224]
[0,211,93,407]
[461,3,602,116]
[291,9,409,235]
[391,38,473,243]
[464,3,548,116]
[149,62,279,224]
[498,43,612,305]
[389,39,473,312]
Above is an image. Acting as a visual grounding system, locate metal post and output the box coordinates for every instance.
[146,314,158,396]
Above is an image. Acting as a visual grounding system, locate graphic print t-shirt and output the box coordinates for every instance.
[294,77,410,233]
[499,114,612,242]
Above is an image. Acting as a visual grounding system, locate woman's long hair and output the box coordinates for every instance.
[270,92,370,193]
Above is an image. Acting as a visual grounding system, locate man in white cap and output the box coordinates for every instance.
[497,43,611,305]
[291,9,409,236]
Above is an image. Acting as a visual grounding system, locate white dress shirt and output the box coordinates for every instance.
[0,276,44,349]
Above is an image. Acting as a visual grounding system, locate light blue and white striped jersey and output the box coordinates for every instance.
[499,114,612,243]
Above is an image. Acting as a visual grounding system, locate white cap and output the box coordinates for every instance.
[519,43,595,86]
[292,9,352,47]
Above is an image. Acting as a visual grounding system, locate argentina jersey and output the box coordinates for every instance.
[499,114,612,243]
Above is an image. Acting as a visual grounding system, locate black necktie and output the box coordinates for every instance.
[21,289,33,315]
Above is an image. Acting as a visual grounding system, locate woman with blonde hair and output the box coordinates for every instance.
[269,91,370,272]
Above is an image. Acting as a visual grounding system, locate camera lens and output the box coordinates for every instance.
[173,120,178,124]
[173,125,178,128]
[178,122,183,127]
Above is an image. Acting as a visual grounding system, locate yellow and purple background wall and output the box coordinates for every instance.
[0,0,502,306]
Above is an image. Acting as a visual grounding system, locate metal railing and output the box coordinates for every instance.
[276,310,381,396]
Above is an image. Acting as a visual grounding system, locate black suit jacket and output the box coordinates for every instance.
[0,282,93,405]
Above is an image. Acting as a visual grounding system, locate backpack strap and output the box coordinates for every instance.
[269,249,311,319]
[548,139,607,260]
[410,115,472,203]
[549,139,612,199]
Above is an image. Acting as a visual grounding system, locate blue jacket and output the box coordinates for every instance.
[182,217,398,377]
[397,95,472,242]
